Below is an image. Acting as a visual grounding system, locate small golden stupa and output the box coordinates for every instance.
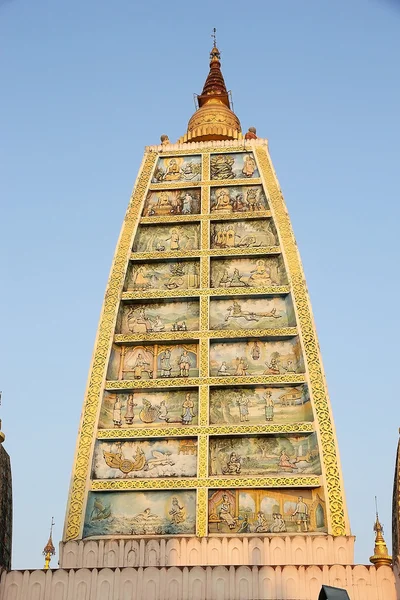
[370,509,392,568]
[179,37,242,143]
[42,518,56,570]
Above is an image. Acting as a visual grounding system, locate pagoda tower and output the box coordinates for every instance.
[63,40,351,557]
[13,44,389,599]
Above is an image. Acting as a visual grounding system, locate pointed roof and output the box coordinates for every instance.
[179,45,242,143]
[370,512,392,567]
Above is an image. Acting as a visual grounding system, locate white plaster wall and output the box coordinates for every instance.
[59,536,355,569]
[0,564,396,600]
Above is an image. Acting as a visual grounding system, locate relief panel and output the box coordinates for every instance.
[208,488,327,534]
[107,343,199,380]
[210,218,277,249]
[209,385,313,425]
[210,185,268,214]
[126,260,200,292]
[210,256,287,289]
[93,438,197,479]
[119,299,199,334]
[83,490,196,537]
[99,389,199,429]
[151,155,201,184]
[209,338,304,377]
[209,295,295,331]
[133,223,200,253]
[210,152,259,180]
[209,433,321,477]
[142,187,201,217]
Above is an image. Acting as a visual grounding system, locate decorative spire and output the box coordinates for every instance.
[43,517,56,570]
[370,499,392,568]
[179,36,242,143]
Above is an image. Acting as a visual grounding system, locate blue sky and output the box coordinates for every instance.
[1,0,399,569]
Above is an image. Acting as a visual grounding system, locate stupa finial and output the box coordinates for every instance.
[369,497,392,567]
[179,38,242,143]
[43,517,56,570]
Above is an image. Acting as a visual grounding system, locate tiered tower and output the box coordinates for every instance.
[63,42,351,557]
[0,44,389,599]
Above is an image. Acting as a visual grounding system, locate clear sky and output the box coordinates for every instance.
[1,0,399,569]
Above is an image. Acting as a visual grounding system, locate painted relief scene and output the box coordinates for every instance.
[209,385,313,425]
[107,343,199,381]
[83,490,196,537]
[133,223,200,253]
[210,256,287,289]
[119,300,199,334]
[209,296,295,331]
[208,488,327,534]
[151,155,201,183]
[210,185,268,214]
[210,219,277,249]
[142,188,201,217]
[126,260,200,292]
[210,153,259,180]
[98,389,199,428]
[209,338,304,378]
[92,438,197,479]
[209,433,321,478]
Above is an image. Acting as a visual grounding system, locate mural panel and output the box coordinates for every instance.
[133,223,200,253]
[210,152,259,180]
[93,438,197,479]
[209,433,321,477]
[99,389,199,428]
[210,218,277,249]
[209,338,304,378]
[126,260,200,292]
[210,185,268,214]
[142,188,201,217]
[210,256,286,288]
[107,343,199,381]
[209,296,295,330]
[209,385,313,425]
[119,300,199,334]
[152,155,201,183]
[84,490,196,537]
[208,488,327,534]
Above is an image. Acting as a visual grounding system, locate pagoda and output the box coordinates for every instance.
[0,44,397,600]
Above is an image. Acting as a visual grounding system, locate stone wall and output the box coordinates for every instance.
[0,445,12,571]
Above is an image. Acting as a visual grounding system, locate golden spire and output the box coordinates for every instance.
[370,499,392,568]
[43,517,56,570]
[179,33,242,143]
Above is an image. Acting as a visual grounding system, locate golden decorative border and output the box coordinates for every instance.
[96,422,315,439]
[130,246,281,261]
[255,146,349,536]
[91,476,321,490]
[149,177,262,190]
[105,374,306,390]
[121,285,291,301]
[139,210,272,224]
[114,327,298,344]
[63,152,158,541]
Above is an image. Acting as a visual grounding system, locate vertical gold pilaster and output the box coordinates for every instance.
[198,434,208,478]
[196,487,207,537]
[199,386,208,426]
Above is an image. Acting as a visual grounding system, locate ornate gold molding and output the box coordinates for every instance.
[105,373,306,390]
[91,476,321,491]
[255,146,348,536]
[130,246,281,261]
[121,285,291,301]
[139,210,272,224]
[96,422,315,439]
[114,328,298,343]
[149,178,262,190]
